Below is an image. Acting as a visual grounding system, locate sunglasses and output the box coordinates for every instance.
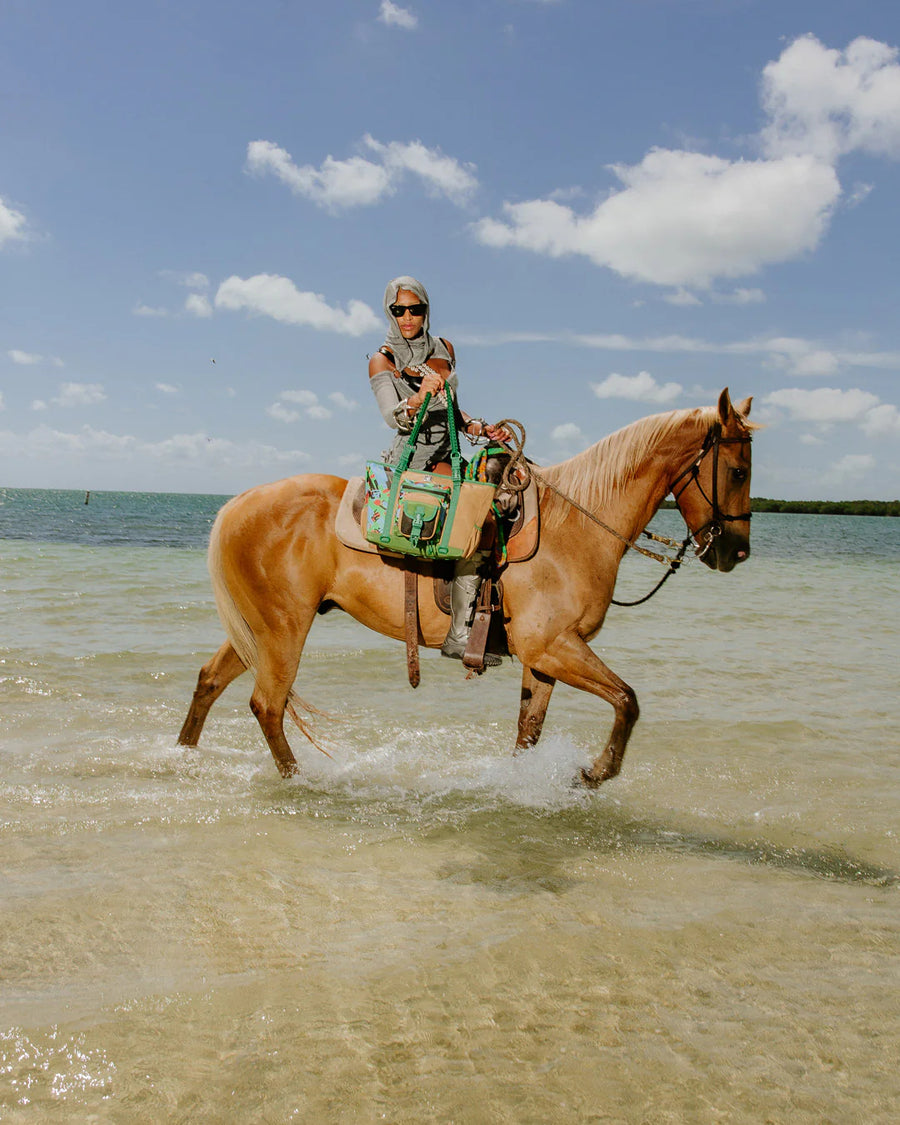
[390,303,428,318]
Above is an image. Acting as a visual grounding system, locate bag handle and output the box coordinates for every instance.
[396,384,462,483]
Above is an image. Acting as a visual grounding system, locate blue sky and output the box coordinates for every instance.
[2,0,900,498]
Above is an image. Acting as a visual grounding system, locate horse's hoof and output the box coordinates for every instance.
[578,768,604,789]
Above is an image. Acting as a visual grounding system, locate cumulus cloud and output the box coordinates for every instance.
[268,388,333,422]
[763,386,879,423]
[0,392,4,410]
[475,149,840,288]
[362,136,477,204]
[267,401,301,423]
[52,382,107,408]
[378,1,417,30]
[185,293,213,317]
[155,383,179,395]
[0,196,28,248]
[713,288,767,305]
[215,274,378,336]
[246,136,477,211]
[591,371,683,404]
[160,269,210,290]
[9,349,43,365]
[328,391,359,411]
[551,422,585,443]
[474,34,900,290]
[761,35,900,162]
[133,302,168,317]
[763,386,878,423]
[246,140,391,210]
[860,403,900,437]
[830,453,875,478]
[0,424,310,473]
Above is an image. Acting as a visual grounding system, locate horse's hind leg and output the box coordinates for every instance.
[515,667,556,753]
[248,625,307,779]
[178,640,247,747]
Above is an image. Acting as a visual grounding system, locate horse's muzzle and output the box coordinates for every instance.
[698,528,750,572]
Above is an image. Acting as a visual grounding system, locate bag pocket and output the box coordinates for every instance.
[394,479,452,547]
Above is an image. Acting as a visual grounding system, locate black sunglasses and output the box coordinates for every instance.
[389,303,428,318]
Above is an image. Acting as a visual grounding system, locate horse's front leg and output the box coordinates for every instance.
[515,666,556,753]
[527,631,639,787]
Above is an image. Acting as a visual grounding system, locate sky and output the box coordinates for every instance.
[2,0,900,499]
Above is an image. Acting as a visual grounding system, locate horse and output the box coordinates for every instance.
[178,388,754,787]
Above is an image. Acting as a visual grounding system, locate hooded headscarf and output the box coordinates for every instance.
[382,276,453,372]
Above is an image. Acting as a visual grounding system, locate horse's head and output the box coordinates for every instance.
[672,388,754,573]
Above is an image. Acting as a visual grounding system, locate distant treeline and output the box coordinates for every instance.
[660,498,899,516]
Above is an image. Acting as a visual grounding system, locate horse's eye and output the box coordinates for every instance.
[731,468,747,483]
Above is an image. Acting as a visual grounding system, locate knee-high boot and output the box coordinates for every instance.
[440,553,501,666]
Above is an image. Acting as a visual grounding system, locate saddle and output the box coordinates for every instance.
[334,469,540,681]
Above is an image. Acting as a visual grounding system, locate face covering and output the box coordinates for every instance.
[382,276,452,371]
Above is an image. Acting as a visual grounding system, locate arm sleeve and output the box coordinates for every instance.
[369,370,411,431]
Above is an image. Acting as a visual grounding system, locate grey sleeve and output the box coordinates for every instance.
[369,370,412,431]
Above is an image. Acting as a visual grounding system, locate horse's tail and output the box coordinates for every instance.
[207,506,260,675]
[207,502,332,756]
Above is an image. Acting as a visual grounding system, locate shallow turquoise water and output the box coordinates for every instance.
[0,491,898,1122]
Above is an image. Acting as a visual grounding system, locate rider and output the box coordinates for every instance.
[368,275,508,664]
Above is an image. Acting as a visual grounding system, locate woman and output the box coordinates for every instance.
[368,276,507,664]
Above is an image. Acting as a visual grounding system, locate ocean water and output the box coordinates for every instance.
[1,487,898,1123]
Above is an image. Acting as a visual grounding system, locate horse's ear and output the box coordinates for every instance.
[736,395,752,418]
[717,387,733,425]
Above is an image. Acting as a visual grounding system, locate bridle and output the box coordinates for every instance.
[488,416,753,606]
[670,422,753,545]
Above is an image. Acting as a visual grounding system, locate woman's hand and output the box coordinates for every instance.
[485,422,513,444]
[406,369,445,411]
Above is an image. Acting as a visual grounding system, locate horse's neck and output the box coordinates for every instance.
[545,414,708,544]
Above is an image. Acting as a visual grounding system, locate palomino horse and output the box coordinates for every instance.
[179,388,754,786]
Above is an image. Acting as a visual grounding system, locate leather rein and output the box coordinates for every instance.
[532,421,752,607]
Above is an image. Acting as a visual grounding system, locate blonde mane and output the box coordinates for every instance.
[539,406,724,530]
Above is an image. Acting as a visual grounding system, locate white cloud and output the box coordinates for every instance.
[215,274,378,336]
[155,383,179,395]
[591,371,683,404]
[551,422,584,443]
[0,392,4,410]
[761,35,900,163]
[185,293,213,317]
[664,288,703,307]
[473,35,900,290]
[267,401,301,423]
[474,149,840,288]
[830,453,875,479]
[0,196,28,248]
[269,388,333,423]
[133,302,168,317]
[378,1,417,30]
[0,424,311,472]
[328,391,359,411]
[362,136,477,205]
[763,386,880,424]
[52,382,107,408]
[860,403,900,437]
[247,140,391,210]
[8,349,42,365]
[161,270,210,290]
[246,136,477,211]
[713,288,766,305]
[32,399,47,411]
